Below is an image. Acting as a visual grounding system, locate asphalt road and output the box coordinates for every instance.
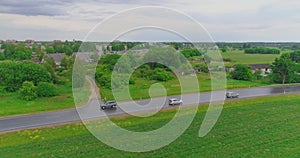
[1,85,300,133]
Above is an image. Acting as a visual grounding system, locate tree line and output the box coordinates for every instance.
[0,61,58,100]
[244,48,280,54]
[0,41,83,61]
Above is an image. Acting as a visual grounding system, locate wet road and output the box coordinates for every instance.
[1,85,299,133]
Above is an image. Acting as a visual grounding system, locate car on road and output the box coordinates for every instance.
[100,101,117,110]
[226,92,239,98]
[169,98,183,105]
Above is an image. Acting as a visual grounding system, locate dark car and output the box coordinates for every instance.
[226,92,239,98]
[100,101,117,110]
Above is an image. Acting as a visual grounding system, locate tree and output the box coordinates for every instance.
[97,74,111,89]
[14,45,32,60]
[1,43,7,49]
[3,44,32,60]
[43,62,57,83]
[43,56,56,68]
[230,64,253,81]
[45,45,54,54]
[64,45,73,56]
[53,42,64,53]
[194,64,209,73]
[0,61,51,92]
[180,49,201,58]
[3,43,15,59]
[37,82,58,97]
[290,50,300,63]
[33,45,45,61]
[99,54,121,70]
[72,41,82,52]
[0,53,5,60]
[151,68,174,81]
[254,69,263,80]
[271,53,296,84]
[19,81,37,101]
[221,48,227,53]
[60,55,75,70]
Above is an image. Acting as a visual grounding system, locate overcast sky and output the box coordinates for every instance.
[0,0,300,42]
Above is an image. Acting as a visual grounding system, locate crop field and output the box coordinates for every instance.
[1,94,299,157]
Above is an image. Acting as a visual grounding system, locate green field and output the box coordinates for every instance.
[1,94,299,157]
[0,79,92,117]
[100,72,267,101]
[0,85,75,117]
[221,50,284,65]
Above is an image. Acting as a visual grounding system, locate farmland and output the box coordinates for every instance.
[221,50,282,65]
[1,94,299,157]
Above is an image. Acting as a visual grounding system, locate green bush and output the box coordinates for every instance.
[180,49,201,58]
[37,82,58,97]
[230,64,253,81]
[19,81,37,101]
[150,68,174,81]
[223,58,232,62]
[194,64,209,73]
[57,78,69,85]
[129,78,135,84]
[254,70,263,80]
[97,74,111,89]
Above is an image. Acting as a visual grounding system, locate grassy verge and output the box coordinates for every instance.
[100,72,268,101]
[1,94,299,157]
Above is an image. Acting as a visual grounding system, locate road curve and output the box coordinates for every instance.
[0,85,299,133]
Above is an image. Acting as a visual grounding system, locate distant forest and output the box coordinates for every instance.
[216,42,300,50]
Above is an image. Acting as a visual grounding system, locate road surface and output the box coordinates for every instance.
[0,85,299,133]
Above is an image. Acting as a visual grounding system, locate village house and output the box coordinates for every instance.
[249,64,271,76]
[225,64,272,76]
[25,39,35,44]
[44,53,65,66]
[53,40,62,43]
[6,40,17,43]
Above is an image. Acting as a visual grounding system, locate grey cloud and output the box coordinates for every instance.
[0,0,74,16]
[0,0,170,16]
[87,0,168,5]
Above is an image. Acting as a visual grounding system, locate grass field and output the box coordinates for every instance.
[221,50,284,65]
[100,72,267,101]
[0,80,91,117]
[1,94,299,157]
[0,85,75,117]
